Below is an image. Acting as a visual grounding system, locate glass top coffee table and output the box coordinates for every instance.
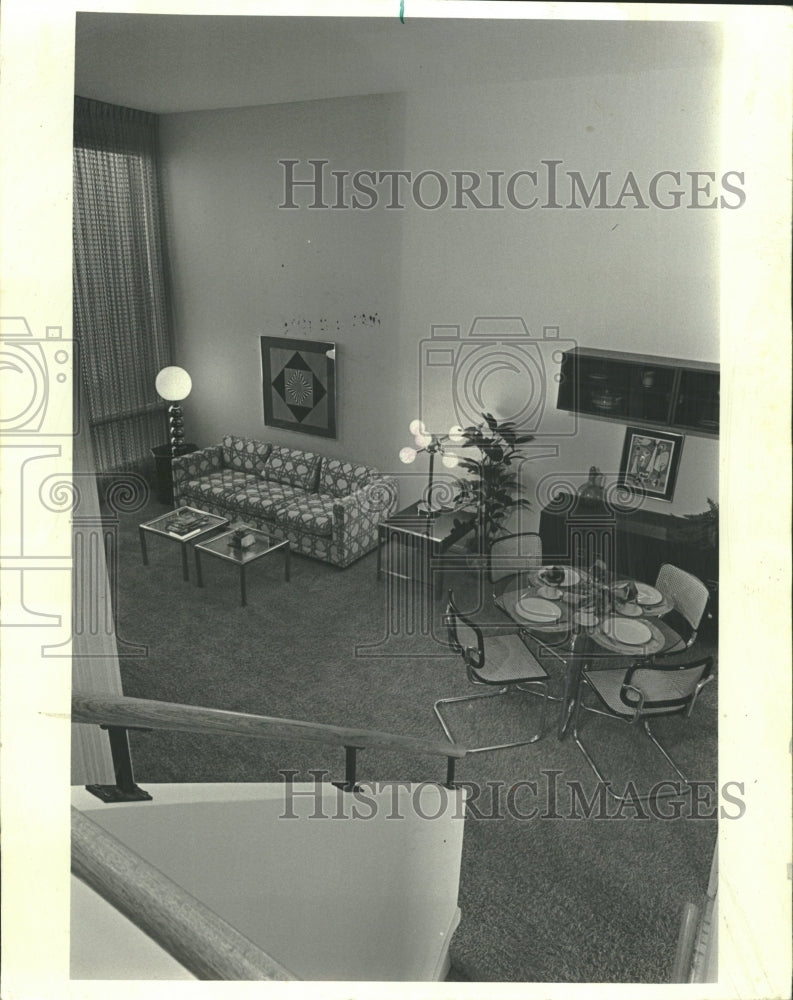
[193,524,290,606]
[139,506,230,581]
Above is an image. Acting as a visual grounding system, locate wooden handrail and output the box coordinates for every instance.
[72,691,468,760]
[71,807,297,980]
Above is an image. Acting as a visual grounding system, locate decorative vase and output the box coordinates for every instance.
[578,466,604,502]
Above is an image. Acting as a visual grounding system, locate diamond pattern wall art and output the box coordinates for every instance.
[260,336,337,439]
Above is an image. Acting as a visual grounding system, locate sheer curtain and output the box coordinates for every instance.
[73,96,174,473]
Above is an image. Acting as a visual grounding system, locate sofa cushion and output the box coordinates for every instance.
[182,468,259,504]
[318,458,376,498]
[221,435,272,476]
[274,494,336,538]
[229,480,305,519]
[264,445,321,491]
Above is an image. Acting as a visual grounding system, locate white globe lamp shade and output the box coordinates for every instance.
[155,366,192,402]
[441,453,459,468]
[399,447,417,464]
[448,425,466,444]
[408,418,426,437]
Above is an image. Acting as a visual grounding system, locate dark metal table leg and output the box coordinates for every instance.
[559,693,576,741]
[139,527,148,566]
[558,639,589,740]
[239,565,247,606]
[180,542,189,581]
[194,547,203,587]
[284,544,290,582]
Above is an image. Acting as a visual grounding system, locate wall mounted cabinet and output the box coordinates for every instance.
[556,347,719,437]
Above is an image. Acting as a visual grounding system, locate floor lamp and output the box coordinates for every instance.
[399,419,462,514]
[155,366,192,457]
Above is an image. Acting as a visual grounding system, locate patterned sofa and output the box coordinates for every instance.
[171,435,399,568]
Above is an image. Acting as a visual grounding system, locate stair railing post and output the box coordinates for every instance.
[85,725,152,803]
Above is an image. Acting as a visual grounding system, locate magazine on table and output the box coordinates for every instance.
[163,508,212,538]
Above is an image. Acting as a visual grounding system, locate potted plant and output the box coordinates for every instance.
[672,497,719,552]
[453,412,535,552]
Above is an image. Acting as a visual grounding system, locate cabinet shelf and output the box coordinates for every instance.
[556,347,718,437]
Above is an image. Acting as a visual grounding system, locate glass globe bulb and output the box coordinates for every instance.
[441,453,459,468]
[408,419,426,436]
[399,447,417,464]
[448,425,466,444]
[414,433,432,448]
[155,366,192,402]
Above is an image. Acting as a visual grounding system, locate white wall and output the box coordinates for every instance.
[159,39,721,519]
[394,67,721,521]
[160,93,407,469]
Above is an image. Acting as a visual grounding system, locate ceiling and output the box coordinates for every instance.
[74,13,722,115]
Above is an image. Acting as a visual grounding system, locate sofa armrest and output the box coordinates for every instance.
[332,477,398,520]
[331,477,399,564]
[171,445,223,505]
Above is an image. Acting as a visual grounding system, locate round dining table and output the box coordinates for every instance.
[495,565,683,739]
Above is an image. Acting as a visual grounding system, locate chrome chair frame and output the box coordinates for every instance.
[436,591,550,753]
[489,534,570,709]
[573,653,714,802]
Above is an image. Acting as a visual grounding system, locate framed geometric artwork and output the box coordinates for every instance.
[618,425,684,502]
[260,336,337,438]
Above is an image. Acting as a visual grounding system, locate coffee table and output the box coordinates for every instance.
[139,507,230,581]
[193,524,290,606]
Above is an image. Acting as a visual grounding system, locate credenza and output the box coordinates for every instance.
[539,493,718,627]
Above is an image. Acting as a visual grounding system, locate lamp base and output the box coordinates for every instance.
[168,403,186,457]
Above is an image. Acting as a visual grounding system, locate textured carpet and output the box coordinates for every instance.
[107,501,718,983]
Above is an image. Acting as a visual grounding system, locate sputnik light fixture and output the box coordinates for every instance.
[399,419,464,515]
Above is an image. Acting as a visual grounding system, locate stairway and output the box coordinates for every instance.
[71,779,467,981]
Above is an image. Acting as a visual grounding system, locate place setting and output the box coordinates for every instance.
[594,614,666,656]
[502,564,586,632]
[500,564,674,654]
[588,579,669,655]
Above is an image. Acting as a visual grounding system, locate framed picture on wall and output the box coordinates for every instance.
[618,426,684,502]
[260,336,337,438]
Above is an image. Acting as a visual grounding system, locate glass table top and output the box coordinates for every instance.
[195,524,288,564]
[141,506,229,539]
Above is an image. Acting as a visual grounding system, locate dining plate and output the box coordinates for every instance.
[602,617,652,646]
[514,596,562,623]
[634,583,663,606]
[538,566,580,588]
[536,585,563,600]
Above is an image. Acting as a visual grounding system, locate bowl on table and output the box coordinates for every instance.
[616,602,642,617]
[539,565,566,587]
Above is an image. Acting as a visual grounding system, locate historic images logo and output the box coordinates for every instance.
[280,159,746,211]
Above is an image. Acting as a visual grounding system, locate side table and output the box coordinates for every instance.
[139,507,229,581]
[194,525,290,607]
[150,443,197,505]
[377,502,477,633]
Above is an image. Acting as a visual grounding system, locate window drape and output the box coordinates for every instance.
[73,96,174,473]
